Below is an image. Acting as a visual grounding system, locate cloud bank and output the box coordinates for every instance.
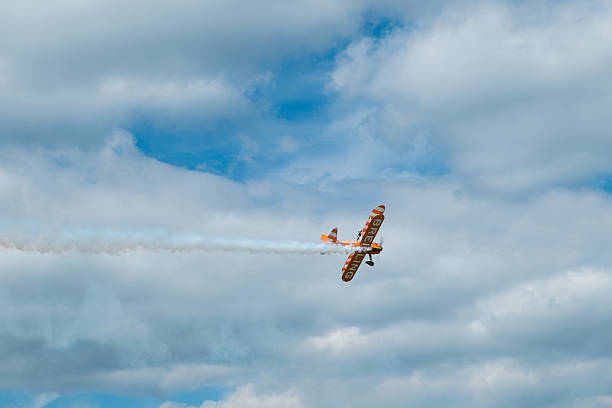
[2,131,612,407]
[2,1,612,407]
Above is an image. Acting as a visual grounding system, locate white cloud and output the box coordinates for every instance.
[2,133,612,405]
[160,403,190,408]
[161,384,301,408]
[305,326,367,354]
[98,76,249,117]
[471,268,612,344]
[331,0,612,192]
[467,359,539,394]
[32,392,60,408]
[81,364,235,395]
[371,357,612,408]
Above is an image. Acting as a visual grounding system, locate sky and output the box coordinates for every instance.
[2,0,612,407]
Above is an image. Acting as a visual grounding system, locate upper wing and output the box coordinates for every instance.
[341,251,366,282]
[359,205,385,247]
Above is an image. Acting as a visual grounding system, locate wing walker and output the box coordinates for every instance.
[321,205,385,282]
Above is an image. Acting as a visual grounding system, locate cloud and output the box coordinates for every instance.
[0,0,379,144]
[3,1,612,406]
[471,268,612,352]
[2,133,612,406]
[372,357,612,408]
[0,0,463,173]
[160,384,302,408]
[330,0,612,192]
[32,393,59,408]
[305,326,367,354]
[0,71,250,146]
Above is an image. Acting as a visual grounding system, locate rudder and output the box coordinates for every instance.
[321,227,338,243]
[328,227,338,243]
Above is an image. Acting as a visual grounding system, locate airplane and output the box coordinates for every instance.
[321,205,385,282]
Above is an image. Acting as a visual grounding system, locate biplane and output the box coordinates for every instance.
[321,205,385,282]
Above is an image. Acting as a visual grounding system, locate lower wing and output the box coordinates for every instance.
[341,251,366,282]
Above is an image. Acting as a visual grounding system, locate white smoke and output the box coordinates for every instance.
[0,226,364,255]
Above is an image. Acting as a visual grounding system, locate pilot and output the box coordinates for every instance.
[357,230,362,240]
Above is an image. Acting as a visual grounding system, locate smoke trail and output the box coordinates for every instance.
[0,227,363,255]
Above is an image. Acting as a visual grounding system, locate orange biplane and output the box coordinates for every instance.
[321,205,385,282]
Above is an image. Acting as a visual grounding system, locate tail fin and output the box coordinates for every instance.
[321,227,338,243]
[328,227,338,243]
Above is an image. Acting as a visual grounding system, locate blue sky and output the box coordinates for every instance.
[3,1,612,407]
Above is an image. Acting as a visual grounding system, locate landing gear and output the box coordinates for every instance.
[365,253,374,266]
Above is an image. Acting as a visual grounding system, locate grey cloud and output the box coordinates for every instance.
[0,0,465,147]
[0,0,378,144]
[1,0,367,80]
